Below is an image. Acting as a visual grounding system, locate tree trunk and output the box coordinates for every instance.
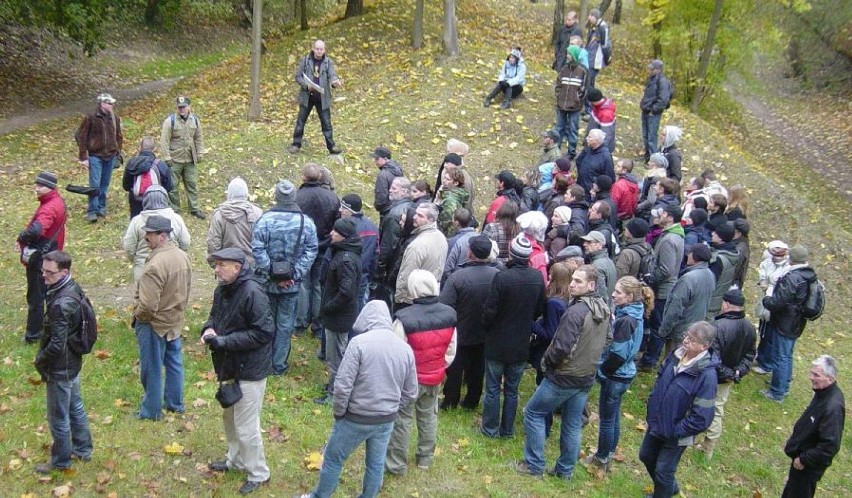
[413,0,424,49]
[145,0,160,25]
[552,0,565,45]
[690,0,724,113]
[247,0,263,121]
[613,0,623,24]
[652,21,662,59]
[299,0,308,30]
[345,0,363,18]
[598,0,612,17]
[442,0,459,57]
[579,0,589,32]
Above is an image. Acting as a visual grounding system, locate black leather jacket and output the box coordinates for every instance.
[35,276,84,381]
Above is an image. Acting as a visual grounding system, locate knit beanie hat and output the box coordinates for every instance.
[733,218,750,236]
[553,206,572,225]
[689,243,712,262]
[443,153,462,166]
[332,217,358,239]
[275,180,297,205]
[555,157,572,173]
[714,222,736,243]
[510,235,533,260]
[723,289,746,307]
[626,217,650,239]
[469,235,493,260]
[142,185,170,210]
[594,175,613,192]
[227,177,249,200]
[340,193,362,214]
[648,153,669,169]
[586,88,603,103]
[567,45,581,64]
[789,245,808,264]
[35,171,58,189]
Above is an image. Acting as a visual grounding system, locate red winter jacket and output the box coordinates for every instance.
[394,297,457,386]
[19,189,67,256]
[611,175,639,219]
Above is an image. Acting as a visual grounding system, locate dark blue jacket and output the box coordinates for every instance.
[576,145,615,198]
[646,349,719,441]
[353,213,378,288]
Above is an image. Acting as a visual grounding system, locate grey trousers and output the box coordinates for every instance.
[385,383,440,474]
[223,378,270,482]
[325,329,349,392]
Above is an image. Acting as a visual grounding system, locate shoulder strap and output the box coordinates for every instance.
[170,113,175,130]
[292,214,305,262]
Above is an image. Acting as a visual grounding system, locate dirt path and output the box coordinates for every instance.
[0,77,182,135]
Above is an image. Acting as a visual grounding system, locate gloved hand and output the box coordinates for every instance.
[207,335,226,352]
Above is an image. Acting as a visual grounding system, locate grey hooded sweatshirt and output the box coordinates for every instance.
[333,300,418,424]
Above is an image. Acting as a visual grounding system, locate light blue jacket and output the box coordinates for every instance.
[498,59,527,87]
[252,205,318,294]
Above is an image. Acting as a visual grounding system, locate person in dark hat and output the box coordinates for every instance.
[706,222,742,320]
[314,217,363,405]
[339,194,378,309]
[484,170,522,224]
[616,217,652,280]
[18,171,67,344]
[440,235,500,410]
[371,146,404,220]
[134,214,192,420]
[252,180,319,376]
[77,93,123,223]
[202,247,275,494]
[161,95,205,219]
[698,288,756,461]
[732,218,751,289]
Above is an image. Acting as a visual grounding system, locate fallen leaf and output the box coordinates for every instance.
[268,426,289,443]
[52,485,73,498]
[96,471,111,484]
[192,398,208,408]
[635,421,648,432]
[94,350,111,360]
[304,451,323,471]
[164,442,184,455]
[3,356,12,365]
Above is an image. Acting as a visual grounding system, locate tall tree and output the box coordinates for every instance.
[691,0,724,112]
[145,0,161,25]
[552,0,565,45]
[299,0,308,30]
[579,0,590,31]
[443,0,459,56]
[413,0,424,49]
[247,0,263,121]
[345,0,363,18]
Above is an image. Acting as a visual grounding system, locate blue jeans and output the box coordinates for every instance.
[639,298,667,369]
[135,322,184,419]
[88,155,117,215]
[292,98,336,151]
[481,360,526,437]
[596,378,631,461]
[359,277,370,311]
[641,112,662,160]
[297,259,323,329]
[522,378,590,476]
[269,292,298,375]
[555,109,580,157]
[313,418,394,498]
[768,331,797,400]
[46,375,93,469]
[639,432,685,498]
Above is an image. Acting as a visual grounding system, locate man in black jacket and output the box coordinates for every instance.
[761,245,817,402]
[639,60,673,162]
[34,251,93,474]
[699,289,756,461]
[553,10,583,70]
[316,218,362,405]
[373,177,413,305]
[439,236,500,410]
[782,355,845,498]
[121,137,173,219]
[371,146,404,221]
[202,248,276,495]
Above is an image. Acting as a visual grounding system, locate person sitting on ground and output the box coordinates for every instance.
[484,48,527,110]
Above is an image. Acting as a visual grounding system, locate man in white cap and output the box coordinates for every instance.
[76,93,123,223]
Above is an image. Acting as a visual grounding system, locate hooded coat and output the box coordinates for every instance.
[123,188,191,282]
[611,173,639,219]
[206,198,263,265]
[543,293,612,389]
[321,235,362,333]
[122,150,174,218]
[374,159,404,215]
[599,301,645,383]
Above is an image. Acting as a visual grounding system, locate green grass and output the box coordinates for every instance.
[0,0,849,496]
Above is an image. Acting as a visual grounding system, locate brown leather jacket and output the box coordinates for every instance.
[77,106,123,161]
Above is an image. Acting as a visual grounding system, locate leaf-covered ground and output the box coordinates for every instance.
[0,1,849,496]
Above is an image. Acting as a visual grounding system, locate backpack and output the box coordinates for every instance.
[801,277,826,321]
[627,244,656,285]
[132,160,161,199]
[67,291,98,355]
[170,113,199,131]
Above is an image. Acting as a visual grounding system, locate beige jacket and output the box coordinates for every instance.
[134,241,192,340]
[394,223,448,304]
[123,208,191,281]
[160,112,203,164]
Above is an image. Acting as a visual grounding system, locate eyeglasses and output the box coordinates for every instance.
[42,268,62,276]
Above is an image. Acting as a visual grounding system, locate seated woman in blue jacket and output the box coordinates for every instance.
[484,47,527,109]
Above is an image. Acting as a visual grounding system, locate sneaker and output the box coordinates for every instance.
[701,438,717,461]
[512,460,542,478]
[752,366,771,375]
[760,389,784,403]
[313,393,331,405]
[483,97,492,107]
[546,467,573,481]
[71,453,91,462]
[208,460,229,472]
[86,213,98,223]
[238,478,269,495]
[191,211,206,220]
[328,145,343,155]
[582,454,610,472]
[287,145,301,154]
[499,101,511,110]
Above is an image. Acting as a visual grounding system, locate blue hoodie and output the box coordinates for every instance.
[598,301,644,382]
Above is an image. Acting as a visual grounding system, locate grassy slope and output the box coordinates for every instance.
[0,0,849,496]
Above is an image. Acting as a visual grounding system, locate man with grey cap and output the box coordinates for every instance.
[124,185,191,282]
[206,177,262,266]
[161,96,205,219]
[18,171,67,344]
[202,247,275,495]
[134,215,192,420]
[252,180,318,376]
[581,231,616,305]
[639,60,673,162]
[539,130,561,165]
[76,93,123,223]
[761,245,820,402]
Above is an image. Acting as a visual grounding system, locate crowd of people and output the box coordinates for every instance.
[14,14,844,498]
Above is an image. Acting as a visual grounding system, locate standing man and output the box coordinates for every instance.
[371,147,404,222]
[553,11,583,71]
[161,96,205,219]
[582,231,616,304]
[386,270,457,474]
[373,177,413,305]
[133,216,192,420]
[782,355,845,498]
[33,251,93,474]
[206,177,263,266]
[639,60,673,163]
[76,93,123,223]
[122,137,173,219]
[554,46,587,159]
[297,301,417,498]
[394,203,448,310]
[575,129,615,197]
[517,264,611,479]
[252,180,318,376]
[761,245,818,402]
[288,40,343,155]
[585,9,610,98]
[538,130,561,165]
[339,194,378,309]
[202,248,275,495]
[18,171,67,344]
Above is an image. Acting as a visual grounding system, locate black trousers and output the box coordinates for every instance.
[291,96,335,151]
[442,343,485,409]
[486,82,524,103]
[782,463,825,498]
[25,252,45,341]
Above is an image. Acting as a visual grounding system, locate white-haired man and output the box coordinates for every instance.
[575,128,614,197]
